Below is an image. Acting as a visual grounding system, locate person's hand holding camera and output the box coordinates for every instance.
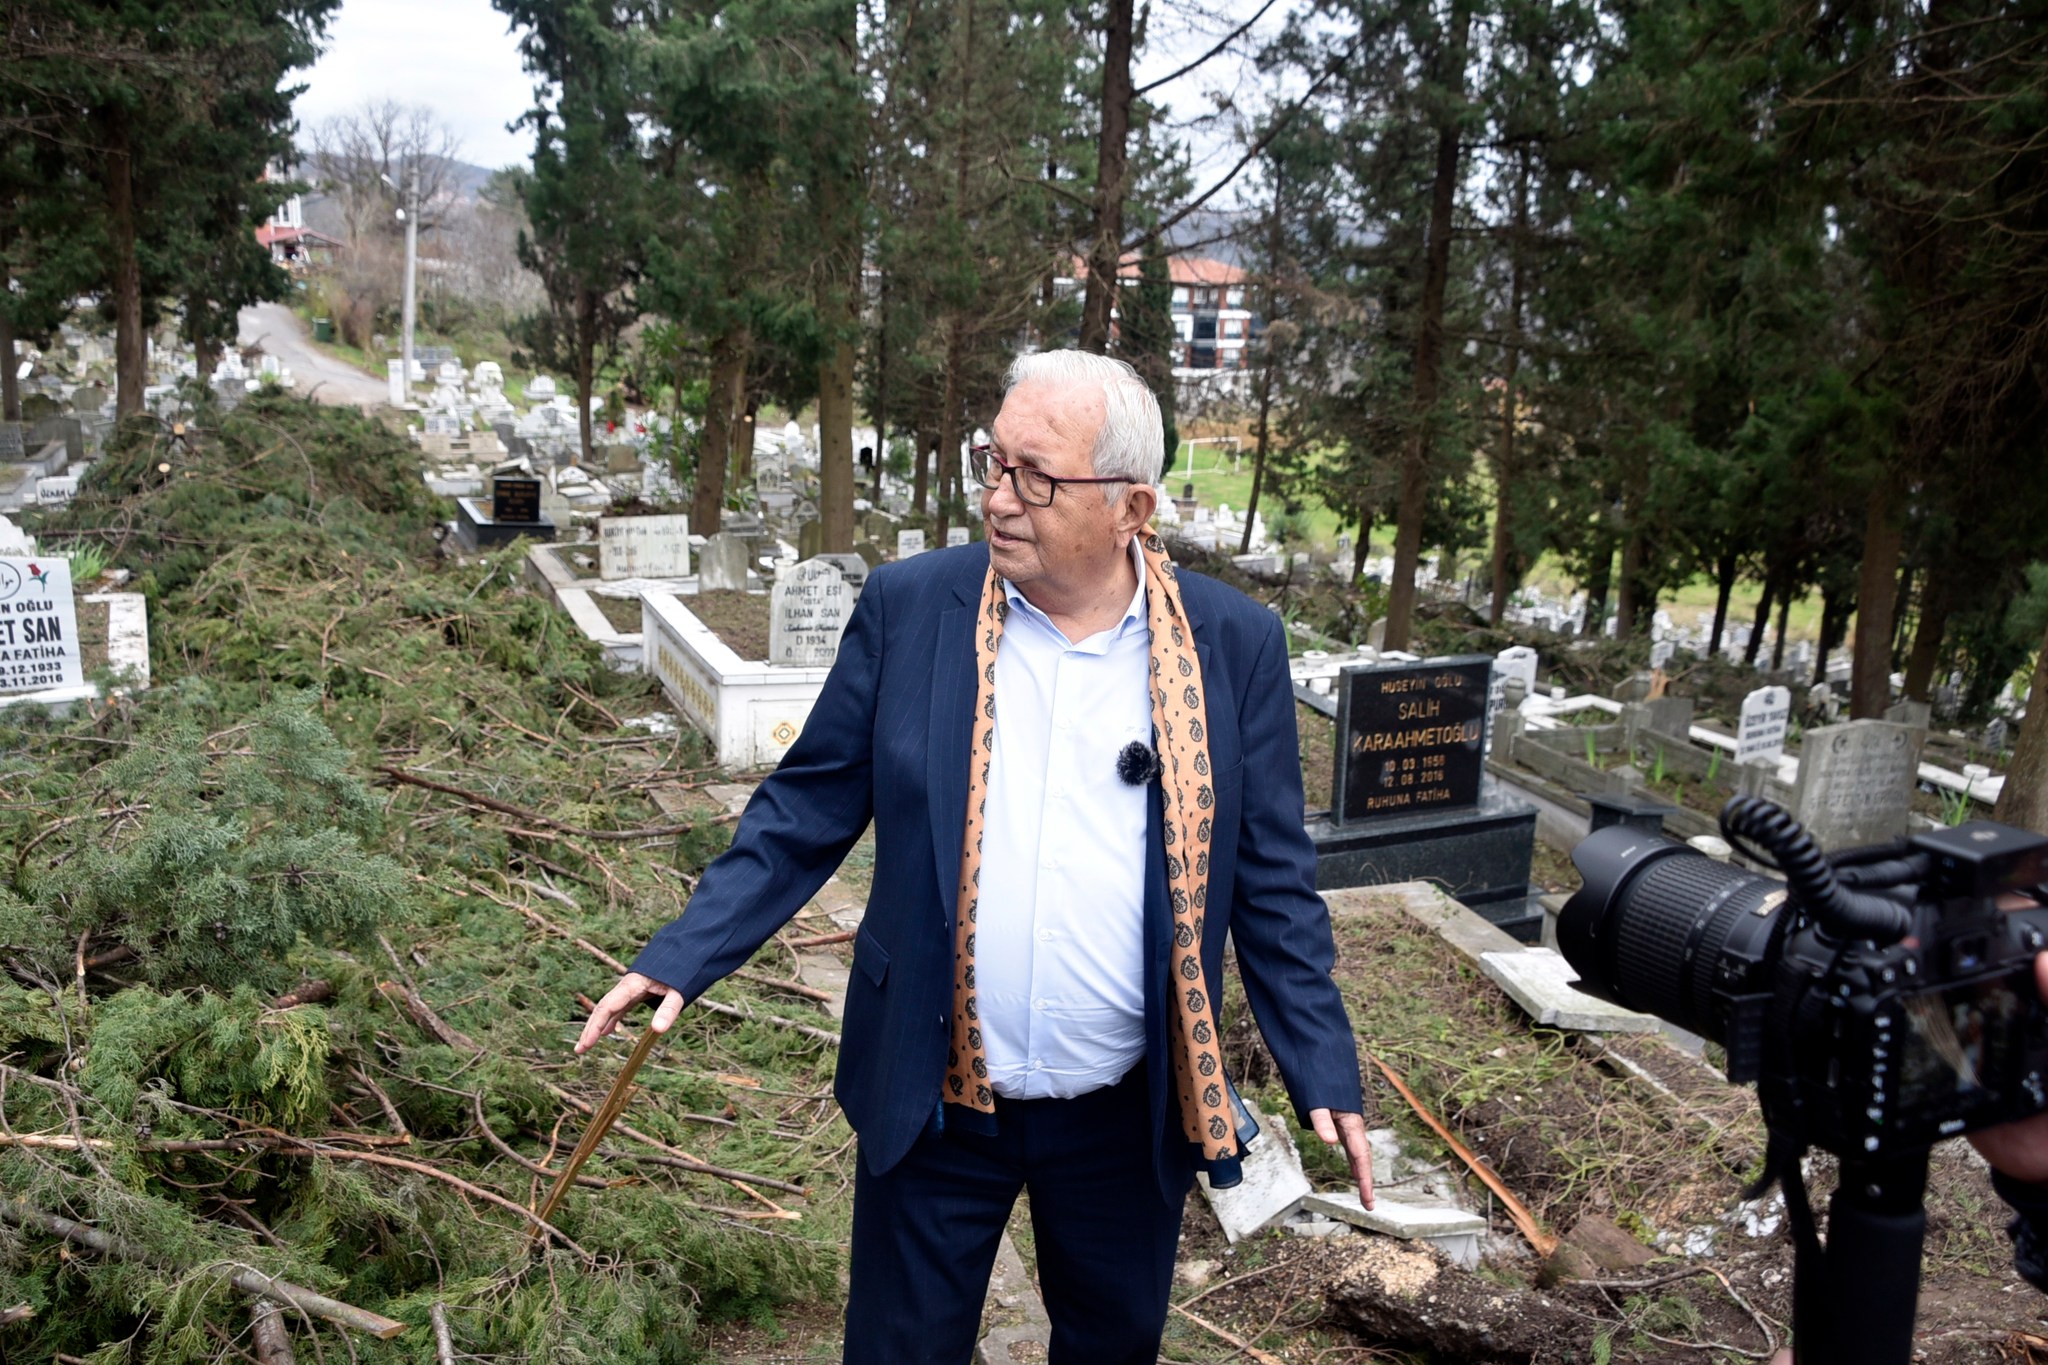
[1970,954,2048,1185]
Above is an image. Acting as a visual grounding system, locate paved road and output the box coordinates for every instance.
[237,302,390,410]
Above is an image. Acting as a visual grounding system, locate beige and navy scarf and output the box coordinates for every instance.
[944,530,1249,1181]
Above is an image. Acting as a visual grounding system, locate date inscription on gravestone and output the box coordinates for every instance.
[491,476,542,524]
[1333,655,1491,823]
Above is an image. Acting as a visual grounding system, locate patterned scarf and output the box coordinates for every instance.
[945,530,1242,1170]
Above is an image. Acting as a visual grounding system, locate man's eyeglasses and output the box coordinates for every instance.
[968,445,1127,508]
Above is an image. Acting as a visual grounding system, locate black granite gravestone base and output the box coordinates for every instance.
[1308,775,1543,940]
[453,496,556,550]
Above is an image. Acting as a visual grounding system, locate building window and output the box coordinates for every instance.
[1172,287,1190,309]
[1226,287,1245,308]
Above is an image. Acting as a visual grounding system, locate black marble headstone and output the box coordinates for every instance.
[491,476,542,524]
[1331,655,1492,824]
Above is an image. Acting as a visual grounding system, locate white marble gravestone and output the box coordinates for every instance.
[0,556,83,694]
[945,526,970,548]
[698,532,751,593]
[770,558,851,667]
[1737,685,1792,766]
[896,529,926,559]
[598,514,690,580]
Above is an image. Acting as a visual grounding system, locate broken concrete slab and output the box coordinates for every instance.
[1303,1193,1485,1269]
[796,952,849,1020]
[1477,948,1660,1033]
[976,1230,1051,1365]
[702,782,756,818]
[1197,1104,1311,1243]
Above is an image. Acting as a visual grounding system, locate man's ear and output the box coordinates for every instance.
[1117,481,1158,537]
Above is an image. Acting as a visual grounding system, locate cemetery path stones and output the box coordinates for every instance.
[770,559,851,667]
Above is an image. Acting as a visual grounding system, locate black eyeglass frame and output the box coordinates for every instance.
[967,444,1129,508]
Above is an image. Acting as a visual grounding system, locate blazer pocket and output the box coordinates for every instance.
[854,922,890,987]
[1212,755,1246,793]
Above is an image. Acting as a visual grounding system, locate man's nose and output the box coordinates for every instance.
[984,471,1026,517]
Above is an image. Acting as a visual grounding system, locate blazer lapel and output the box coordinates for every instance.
[927,575,981,934]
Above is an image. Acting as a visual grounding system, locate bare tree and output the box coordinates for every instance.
[306,99,463,247]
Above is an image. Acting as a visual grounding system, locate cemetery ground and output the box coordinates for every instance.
[1,393,2039,1364]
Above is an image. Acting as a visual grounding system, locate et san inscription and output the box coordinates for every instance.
[1331,656,1490,823]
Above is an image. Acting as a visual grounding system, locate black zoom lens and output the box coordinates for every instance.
[1557,827,1789,1046]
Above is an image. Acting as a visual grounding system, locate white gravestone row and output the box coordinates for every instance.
[598,514,690,580]
[1736,685,1792,767]
[770,558,851,667]
[896,529,926,560]
[1795,719,1923,851]
[697,532,751,593]
[0,556,83,694]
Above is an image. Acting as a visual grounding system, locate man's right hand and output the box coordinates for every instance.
[576,971,686,1054]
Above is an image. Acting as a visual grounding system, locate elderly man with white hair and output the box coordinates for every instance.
[582,350,1372,1363]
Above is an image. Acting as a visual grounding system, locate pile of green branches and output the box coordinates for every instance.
[0,395,844,1364]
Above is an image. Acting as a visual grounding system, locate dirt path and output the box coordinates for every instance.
[236,302,389,410]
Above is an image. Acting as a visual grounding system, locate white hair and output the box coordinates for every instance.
[1004,349,1164,496]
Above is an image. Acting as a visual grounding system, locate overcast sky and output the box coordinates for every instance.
[291,0,1289,193]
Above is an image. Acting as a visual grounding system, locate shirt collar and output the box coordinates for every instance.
[1000,536,1150,644]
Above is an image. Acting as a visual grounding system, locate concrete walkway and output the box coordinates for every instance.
[236,302,389,411]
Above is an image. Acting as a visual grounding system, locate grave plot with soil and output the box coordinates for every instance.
[1164,889,2047,1364]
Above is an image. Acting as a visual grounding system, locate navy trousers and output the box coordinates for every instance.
[842,1069,1191,1365]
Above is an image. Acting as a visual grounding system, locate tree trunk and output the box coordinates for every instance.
[1383,0,1472,652]
[695,326,749,537]
[1352,509,1373,582]
[1993,618,2048,835]
[194,332,222,384]
[935,318,965,548]
[818,336,857,553]
[103,108,146,421]
[1773,589,1791,671]
[1814,584,1850,689]
[1585,544,1613,637]
[1488,154,1528,629]
[574,286,596,467]
[732,393,758,488]
[1851,474,1904,717]
[1077,0,1135,354]
[0,291,17,422]
[913,418,935,517]
[1902,559,1953,701]
[872,276,892,506]
[1744,574,1776,668]
[1241,350,1275,556]
[1616,530,1643,639]
[1709,551,1738,657]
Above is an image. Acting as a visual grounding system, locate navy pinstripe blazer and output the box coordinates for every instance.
[631,542,1363,1204]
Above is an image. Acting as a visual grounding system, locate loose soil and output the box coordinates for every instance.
[75,593,108,676]
[590,591,642,634]
[689,588,774,662]
[1299,703,1336,813]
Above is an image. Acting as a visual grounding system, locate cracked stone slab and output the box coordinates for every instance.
[702,782,756,818]
[1302,1193,1485,1269]
[1477,947,1661,1033]
[976,1230,1050,1365]
[1197,1104,1311,1243]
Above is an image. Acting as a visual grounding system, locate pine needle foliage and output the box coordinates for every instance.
[1,395,843,1362]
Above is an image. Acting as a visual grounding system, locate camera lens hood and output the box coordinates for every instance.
[1557,825,1694,1006]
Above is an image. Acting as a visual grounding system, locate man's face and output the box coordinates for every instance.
[982,381,1142,601]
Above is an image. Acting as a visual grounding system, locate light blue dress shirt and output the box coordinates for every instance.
[978,540,1154,1100]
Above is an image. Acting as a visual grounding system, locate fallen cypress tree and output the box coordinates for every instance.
[0,392,840,1363]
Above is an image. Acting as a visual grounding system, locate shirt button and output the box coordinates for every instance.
[1032,1059,1045,1070]
[1041,854,1059,869]
[1038,929,1053,942]
[1033,999,1047,1011]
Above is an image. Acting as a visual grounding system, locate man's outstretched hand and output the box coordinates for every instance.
[576,971,686,1054]
[1309,1108,1375,1209]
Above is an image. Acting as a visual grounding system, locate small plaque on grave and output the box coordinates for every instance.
[945,526,970,548]
[491,476,543,524]
[1736,685,1791,766]
[896,529,925,559]
[770,558,851,667]
[1332,656,1492,823]
[0,556,84,694]
[598,514,690,579]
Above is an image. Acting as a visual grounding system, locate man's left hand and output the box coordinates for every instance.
[1309,1108,1374,1209]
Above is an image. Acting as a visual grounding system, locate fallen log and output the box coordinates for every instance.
[0,1200,407,1341]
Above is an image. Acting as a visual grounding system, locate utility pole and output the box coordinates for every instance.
[400,160,419,407]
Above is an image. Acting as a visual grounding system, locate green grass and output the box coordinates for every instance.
[1166,442,1385,555]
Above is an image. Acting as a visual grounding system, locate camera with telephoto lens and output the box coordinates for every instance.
[1558,797,2048,1160]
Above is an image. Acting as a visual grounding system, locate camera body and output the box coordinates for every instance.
[1560,818,2048,1159]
